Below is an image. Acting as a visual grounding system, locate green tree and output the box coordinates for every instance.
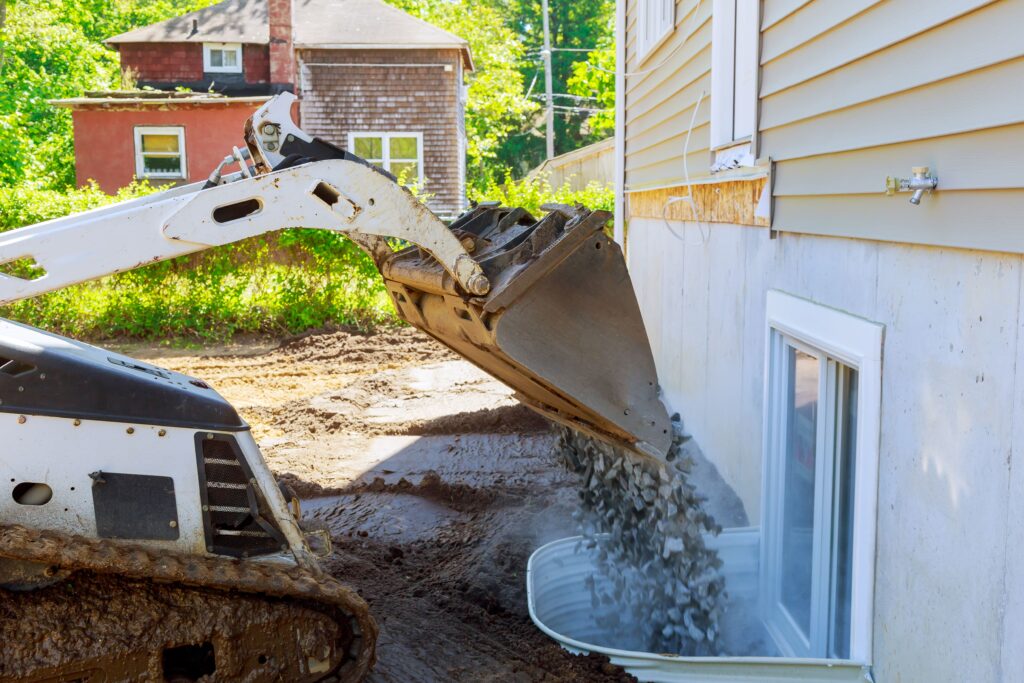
[0,0,219,189]
[386,0,538,189]
[484,0,615,173]
[566,45,614,140]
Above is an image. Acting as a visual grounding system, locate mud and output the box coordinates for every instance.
[1,571,339,680]
[147,327,636,682]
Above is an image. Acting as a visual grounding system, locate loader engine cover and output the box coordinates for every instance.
[381,204,672,460]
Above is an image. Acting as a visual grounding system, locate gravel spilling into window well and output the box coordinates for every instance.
[558,418,727,656]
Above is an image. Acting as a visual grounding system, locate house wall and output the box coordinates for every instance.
[628,217,1024,681]
[69,102,261,192]
[619,0,1024,677]
[119,43,204,83]
[118,43,271,90]
[296,48,466,218]
[762,0,1024,250]
[623,0,712,192]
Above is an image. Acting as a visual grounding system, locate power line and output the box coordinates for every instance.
[529,93,600,101]
[540,0,554,159]
[551,104,613,114]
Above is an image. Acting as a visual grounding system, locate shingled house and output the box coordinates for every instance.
[53,0,472,218]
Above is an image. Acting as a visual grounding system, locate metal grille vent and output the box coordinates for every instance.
[195,434,287,558]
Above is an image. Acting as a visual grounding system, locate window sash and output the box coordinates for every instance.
[203,43,243,73]
[134,127,186,179]
[637,0,674,61]
[764,330,860,659]
[347,132,423,185]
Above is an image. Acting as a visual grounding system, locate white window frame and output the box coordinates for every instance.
[760,290,882,664]
[346,132,424,186]
[710,0,759,167]
[203,42,243,73]
[133,126,187,180]
[637,0,675,63]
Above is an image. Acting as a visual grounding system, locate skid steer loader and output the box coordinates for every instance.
[0,93,670,682]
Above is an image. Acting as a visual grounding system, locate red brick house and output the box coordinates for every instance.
[54,0,472,218]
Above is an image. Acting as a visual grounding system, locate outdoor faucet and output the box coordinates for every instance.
[886,166,938,205]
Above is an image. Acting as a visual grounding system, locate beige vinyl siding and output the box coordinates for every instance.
[763,0,1024,251]
[624,0,712,191]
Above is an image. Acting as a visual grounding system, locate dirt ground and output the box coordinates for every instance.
[131,327,636,682]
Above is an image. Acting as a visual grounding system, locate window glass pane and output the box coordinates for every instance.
[141,134,179,154]
[222,49,238,67]
[353,136,383,160]
[781,346,818,639]
[389,136,418,160]
[390,161,418,183]
[830,367,858,659]
[142,155,182,175]
[210,49,224,67]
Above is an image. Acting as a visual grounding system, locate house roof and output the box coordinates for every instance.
[107,0,473,69]
[106,0,269,45]
[50,91,271,109]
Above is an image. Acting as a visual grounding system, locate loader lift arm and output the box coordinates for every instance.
[0,114,489,302]
[0,93,672,461]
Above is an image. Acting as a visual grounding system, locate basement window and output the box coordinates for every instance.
[761,291,882,663]
[134,127,186,180]
[203,42,242,73]
[348,132,423,186]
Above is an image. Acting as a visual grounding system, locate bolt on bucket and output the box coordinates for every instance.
[381,204,672,461]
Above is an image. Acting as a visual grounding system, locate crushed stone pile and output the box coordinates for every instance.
[558,418,726,655]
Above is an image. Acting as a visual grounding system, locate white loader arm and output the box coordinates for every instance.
[0,98,488,305]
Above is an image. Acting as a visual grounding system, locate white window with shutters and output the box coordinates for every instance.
[637,0,675,62]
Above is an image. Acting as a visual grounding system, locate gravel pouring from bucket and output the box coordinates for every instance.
[382,203,672,461]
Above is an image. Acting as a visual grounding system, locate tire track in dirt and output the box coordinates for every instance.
[139,327,635,682]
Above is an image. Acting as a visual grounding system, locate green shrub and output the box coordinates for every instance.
[0,182,394,340]
[469,171,615,219]
[0,174,615,341]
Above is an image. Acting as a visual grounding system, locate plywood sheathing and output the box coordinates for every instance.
[628,178,769,228]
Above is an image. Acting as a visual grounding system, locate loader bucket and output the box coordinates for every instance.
[381,204,673,461]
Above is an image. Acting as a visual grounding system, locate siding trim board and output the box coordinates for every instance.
[628,179,769,227]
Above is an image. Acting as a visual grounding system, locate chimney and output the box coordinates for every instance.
[268,0,295,91]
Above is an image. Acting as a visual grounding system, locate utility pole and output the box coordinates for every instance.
[541,0,555,159]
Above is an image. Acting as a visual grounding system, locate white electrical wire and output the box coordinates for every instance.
[584,0,704,79]
[661,88,709,245]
